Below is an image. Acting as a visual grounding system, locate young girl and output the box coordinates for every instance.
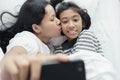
[51,2,116,80]
[53,2,103,55]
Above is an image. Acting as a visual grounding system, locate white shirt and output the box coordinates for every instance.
[69,50,117,80]
[7,31,51,56]
[0,47,4,60]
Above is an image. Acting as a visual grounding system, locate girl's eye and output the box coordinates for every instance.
[73,19,79,22]
[62,20,68,24]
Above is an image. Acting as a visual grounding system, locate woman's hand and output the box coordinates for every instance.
[29,53,69,80]
[0,51,69,80]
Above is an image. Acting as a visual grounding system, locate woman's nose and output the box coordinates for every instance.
[56,18,60,25]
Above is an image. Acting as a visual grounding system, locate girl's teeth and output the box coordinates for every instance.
[69,31,76,34]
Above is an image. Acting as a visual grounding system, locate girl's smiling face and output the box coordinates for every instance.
[60,8,83,41]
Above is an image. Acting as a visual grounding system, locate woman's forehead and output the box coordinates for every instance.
[45,5,54,12]
[45,4,55,16]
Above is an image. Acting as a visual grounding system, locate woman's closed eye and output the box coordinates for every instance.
[50,15,55,21]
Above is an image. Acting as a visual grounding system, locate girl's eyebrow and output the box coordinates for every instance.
[72,14,80,18]
[61,14,80,20]
[61,17,67,20]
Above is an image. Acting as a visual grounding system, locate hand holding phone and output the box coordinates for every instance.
[41,59,86,80]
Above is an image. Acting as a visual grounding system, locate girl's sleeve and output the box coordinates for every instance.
[72,31,103,54]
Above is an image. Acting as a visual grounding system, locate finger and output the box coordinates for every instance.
[39,54,69,62]
[30,59,41,80]
[4,60,19,80]
[1,70,11,80]
[54,54,69,62]
[15,56,30,80]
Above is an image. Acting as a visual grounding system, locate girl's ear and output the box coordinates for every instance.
[32,24,41,33]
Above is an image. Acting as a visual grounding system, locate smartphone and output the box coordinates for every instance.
[40,59,86,80]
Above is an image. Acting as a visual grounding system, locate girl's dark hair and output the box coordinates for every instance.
[0,0,50,53]
[56,2,91,30]
[50,0,64,8]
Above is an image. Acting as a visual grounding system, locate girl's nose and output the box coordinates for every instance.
[68,21,74,28]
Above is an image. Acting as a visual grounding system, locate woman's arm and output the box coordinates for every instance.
[0,46,69,80]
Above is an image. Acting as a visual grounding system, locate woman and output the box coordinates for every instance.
[0,0,61,54]
[0,0,69,80]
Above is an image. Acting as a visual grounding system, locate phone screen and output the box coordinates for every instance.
[41,60,86,80]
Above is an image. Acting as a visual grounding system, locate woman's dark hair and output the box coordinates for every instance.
[56,2,91,30]
[0,0,50,53]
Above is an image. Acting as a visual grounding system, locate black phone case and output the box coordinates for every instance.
[41,59,86,80]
